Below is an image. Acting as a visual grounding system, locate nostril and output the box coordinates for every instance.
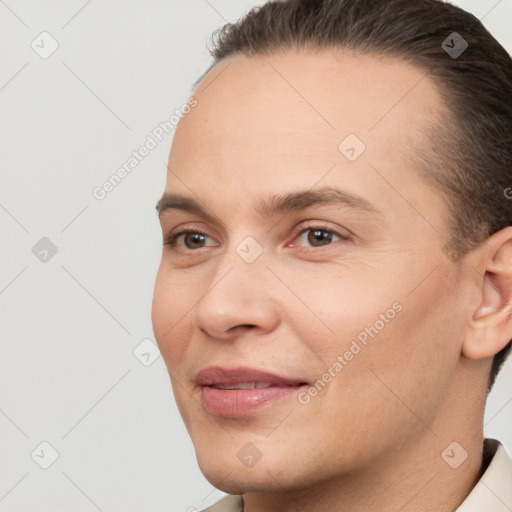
[228,324,256,333]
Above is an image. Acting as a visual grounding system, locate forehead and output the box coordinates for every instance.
[167,50,444,218]
[173,49,440,157]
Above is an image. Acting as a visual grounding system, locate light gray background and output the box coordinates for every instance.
[1,1,511,510]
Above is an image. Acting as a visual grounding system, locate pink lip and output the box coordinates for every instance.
[196,366,307,417]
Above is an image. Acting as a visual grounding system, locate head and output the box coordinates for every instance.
[152,0,512,498]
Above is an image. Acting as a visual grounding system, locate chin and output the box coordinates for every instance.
[195,441,318,496]
[198,461,286,495]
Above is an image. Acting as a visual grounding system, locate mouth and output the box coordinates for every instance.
[195,366,309,417]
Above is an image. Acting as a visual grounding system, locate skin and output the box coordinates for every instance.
[151,49,512,511]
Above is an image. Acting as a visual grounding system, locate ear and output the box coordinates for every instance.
[463,226,512,360]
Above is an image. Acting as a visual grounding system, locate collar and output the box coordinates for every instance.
[455,438,512,511]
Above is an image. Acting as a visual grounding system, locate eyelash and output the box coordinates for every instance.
[163,223,347,250]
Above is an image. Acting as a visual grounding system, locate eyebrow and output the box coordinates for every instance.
[155,187,380,221]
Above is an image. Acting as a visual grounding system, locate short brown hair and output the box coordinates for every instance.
[198,0,512,391]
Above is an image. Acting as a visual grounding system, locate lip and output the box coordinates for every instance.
[196,366,308,417]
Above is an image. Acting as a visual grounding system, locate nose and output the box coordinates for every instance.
[193,254,280,341]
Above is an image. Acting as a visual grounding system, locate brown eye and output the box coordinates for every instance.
[164,230,216,249]
[309,229,335,246]
[183,232,208,249]
[295,227,343,248]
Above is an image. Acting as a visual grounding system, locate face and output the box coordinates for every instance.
[152,50,474,494]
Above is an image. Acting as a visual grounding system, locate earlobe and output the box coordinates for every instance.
[462,228,512,360]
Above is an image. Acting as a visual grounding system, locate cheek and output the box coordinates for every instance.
[335,271,462,427]
[151,267,194,367]
[152,271,199,423]
[278,265,403,362]
[292,262,458,405]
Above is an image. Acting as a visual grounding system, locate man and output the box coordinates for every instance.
[152,0,512,510]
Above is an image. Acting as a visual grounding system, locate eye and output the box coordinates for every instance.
[292,225,346,248]
[164,230,217,250]
[164,225,347,251]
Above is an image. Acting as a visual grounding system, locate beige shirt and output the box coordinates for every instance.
[201,439,512,511]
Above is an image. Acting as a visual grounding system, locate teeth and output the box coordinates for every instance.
[235,382,255,389]
[213,382,273,390]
